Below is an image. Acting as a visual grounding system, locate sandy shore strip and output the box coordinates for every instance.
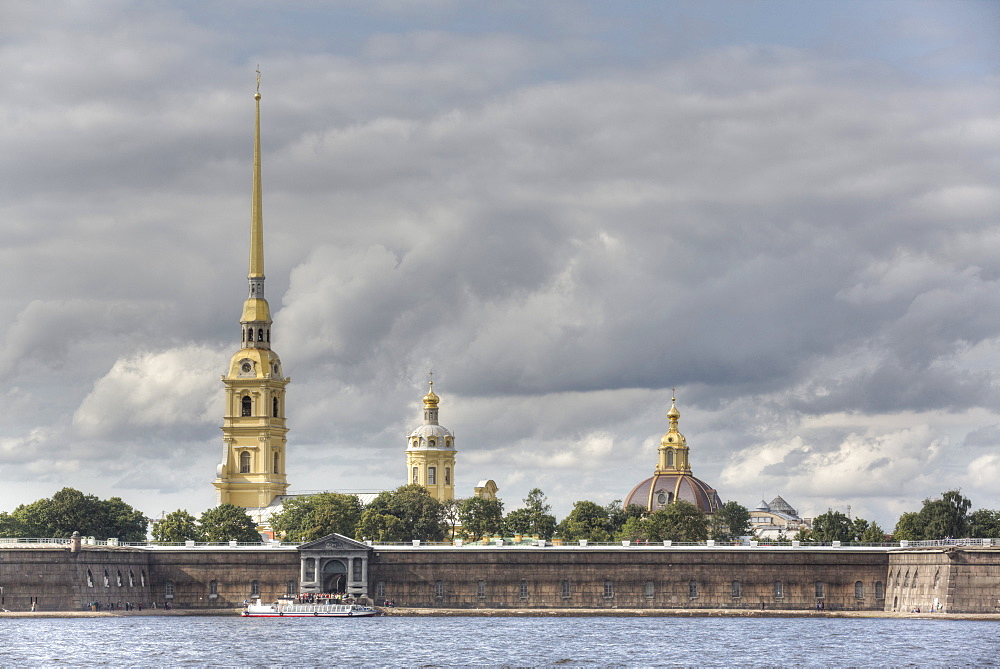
[2,607,998,620]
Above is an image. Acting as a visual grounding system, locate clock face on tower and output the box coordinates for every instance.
[238,359,254,377]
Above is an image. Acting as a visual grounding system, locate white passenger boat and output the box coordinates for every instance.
[241,598,377,618]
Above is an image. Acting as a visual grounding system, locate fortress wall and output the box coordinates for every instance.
[888,548,1000,614]
[144,549,299,609]
[369,548,889,610]
[0,547,151,612]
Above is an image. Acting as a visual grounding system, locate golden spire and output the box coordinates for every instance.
[249,66,264,280]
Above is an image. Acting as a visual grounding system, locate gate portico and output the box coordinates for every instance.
[298,534,371,597]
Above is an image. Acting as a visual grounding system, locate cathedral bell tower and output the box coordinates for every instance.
[213,75,290,508]
[405,381,456,502]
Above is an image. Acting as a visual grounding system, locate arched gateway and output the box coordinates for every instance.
[298,534,372,598]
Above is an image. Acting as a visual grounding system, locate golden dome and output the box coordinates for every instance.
[423,381,440,408]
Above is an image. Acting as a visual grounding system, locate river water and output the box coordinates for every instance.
[0,615,996,667]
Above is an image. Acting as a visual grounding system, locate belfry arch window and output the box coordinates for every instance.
[429,439,436,448]
[267,330,270,342]
[257,328,264,341]
[272,397,279,417]
[240,451,251,474]
[242,395,252,417]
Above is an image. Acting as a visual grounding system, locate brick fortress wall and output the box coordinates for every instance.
[369,547,890,611]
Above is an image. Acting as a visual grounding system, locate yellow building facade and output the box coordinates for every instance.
[405,382,456,502]
[213,82,290,508]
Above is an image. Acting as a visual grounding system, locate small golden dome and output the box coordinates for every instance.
[667,396,680,420]
[423,381,440,408]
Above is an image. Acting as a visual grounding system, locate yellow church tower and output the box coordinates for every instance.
[406,381,456,502]
[213,74,290,508]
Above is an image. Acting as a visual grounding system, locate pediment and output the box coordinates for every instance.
[298,533,371,552]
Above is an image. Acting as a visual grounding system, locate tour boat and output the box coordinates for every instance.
[241,598,377,618]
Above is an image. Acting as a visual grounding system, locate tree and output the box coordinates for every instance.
[710,501,752,541]
[893,490,974,541]
[270,493,363,542]
[969,509,1000,538]
[355,484,446,542]
[606,500,645,537]
[893,512,922,541]
[919,490,971,539]
[859,522,886,543]
[0,488,147,541]
[810,510,853,543]
[504,488,557,539]
[458,497,505,540]
[646,501,710,542]
[557,501,611,542]
[442,499,461,541]
[199,504,261,543]
[152,510,200,542]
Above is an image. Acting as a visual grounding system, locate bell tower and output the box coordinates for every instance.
[213,73,290,508]
[405,381,457,502]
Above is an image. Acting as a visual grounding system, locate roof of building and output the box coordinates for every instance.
[624,472,723,514]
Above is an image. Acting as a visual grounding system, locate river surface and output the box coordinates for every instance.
[0,615,996,667]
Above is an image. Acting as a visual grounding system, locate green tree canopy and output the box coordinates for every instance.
[557,500,611,542]
[892,511,922,541]
[457,497,505,540]
[269,492,363,542]
[605,500,645,537]
[859,521,886,543]
[0,488,147,541]
[969,509,1000,538]
[356,484,446,542]
[504,488,557,539]
[152,510,200,542]
[892,490,973,541]
[199,504,262,543]
[616,500,709,542]
[710,501,752,541]
[810,510,853,543]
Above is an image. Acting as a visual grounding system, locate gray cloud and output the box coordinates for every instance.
[0,2,998,526]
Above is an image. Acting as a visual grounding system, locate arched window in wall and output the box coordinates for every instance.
[434,580,444,599]
[561,580,571,599]
[689,580,698,598]
[86,570,94,588]
[104,569,110,587]
[273,452,280,474]
[286,580,296,596]
[875,581,884,599]
[644,581,655,599]
[251,580,260,597]
[445,467,451,485]
[732,580,741,598]
[129,569,135,587]
[603,580,614,598]
[272,397,279,417]
[165,581,175,598]
[428,467,436,485]
[241,395,252,417]
[519,580,529,600]
[209,580,218,596]
[667,450,674,467]
[240,451,251,474]
[774,581,783,598]
[116,570,123,587]
[412,467,419,484]
[855,581,865,599]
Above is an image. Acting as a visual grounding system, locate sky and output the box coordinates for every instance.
[1,0,999,530]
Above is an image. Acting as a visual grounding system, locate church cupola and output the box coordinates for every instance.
[406,378,456,502]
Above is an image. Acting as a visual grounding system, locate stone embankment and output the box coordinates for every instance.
[380,607,1000,621]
